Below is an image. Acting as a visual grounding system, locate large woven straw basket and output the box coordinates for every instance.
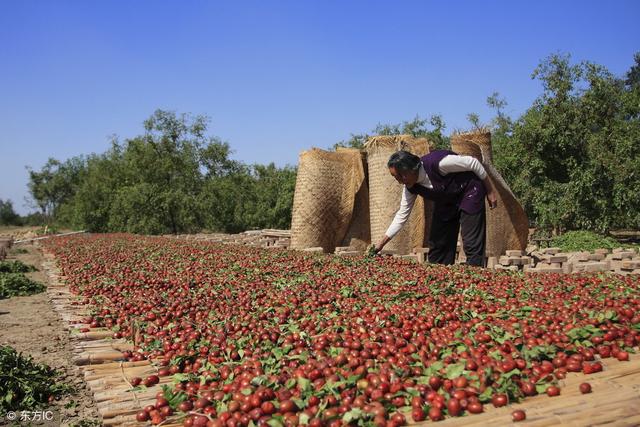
[290,148,369,252]
[450,130,529,256]
[336,148,371,250]
[364,135,432,254]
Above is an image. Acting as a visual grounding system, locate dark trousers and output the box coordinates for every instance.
[427,207,486,266]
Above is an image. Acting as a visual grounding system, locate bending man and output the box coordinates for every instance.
[375,150,498,266]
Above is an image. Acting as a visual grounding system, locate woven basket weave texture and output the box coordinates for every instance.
[364,135,432,254]
[290,148,368,252]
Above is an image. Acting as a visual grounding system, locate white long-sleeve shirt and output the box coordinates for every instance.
[385,155,488,239]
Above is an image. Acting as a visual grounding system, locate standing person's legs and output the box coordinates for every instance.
[460,208,486,266]
[427,210,460,265]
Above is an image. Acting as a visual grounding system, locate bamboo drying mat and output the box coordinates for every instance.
[426,353,640,426]
[42,251,164,426]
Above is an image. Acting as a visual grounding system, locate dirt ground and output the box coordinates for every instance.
[0,243,101,426]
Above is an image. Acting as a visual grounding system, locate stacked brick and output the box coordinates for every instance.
[568,249,610,273]
[410,247,430,264]
[522,248,569,273]
[620,259,640,274]
[490,250,534,272]
[175,229,291,249]
[578,248,640,275]
[489,247,640,275]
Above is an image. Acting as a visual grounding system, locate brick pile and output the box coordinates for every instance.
[573,248,640,275]
[489,250,534,272]
[175,229,291,249]
[385,248,428,263]
[524,247,570,273]
[513,247,640,275]
[459,245,639,276]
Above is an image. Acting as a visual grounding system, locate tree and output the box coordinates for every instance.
[492,53,640,232]
[0,199,21,225]
[200,139,243,178]
[625,52,640,89]
[103,110,213,234]
[27,109,299,234]
[334,114,449,150]
[27,157,86,220]
[200,165,255,233]
[246,163,297,230]
[65,143,126,232]
[466,113,482,130]
[199,162,296,233]
[486,92,517,180]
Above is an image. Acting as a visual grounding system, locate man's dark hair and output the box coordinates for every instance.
[387,151,421,172]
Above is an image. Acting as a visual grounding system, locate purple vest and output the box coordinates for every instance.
[407,150,486,220]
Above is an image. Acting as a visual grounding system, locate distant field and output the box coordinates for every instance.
[0,225,40,235]
[0,225,73,240]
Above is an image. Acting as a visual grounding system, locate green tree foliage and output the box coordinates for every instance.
[486,91,514,171]
[491,53,640,232]
[466,113,482,130]
[27,157,86,219]
[333,114,449,150]
[200,163,297,233]
[625,52,640,89]
[246,163,297,230]
[201,166,255,233]
[63,146,125,232]
[0,199,21,225]
[549,230,622,252]
[27,110,297,234]
[104,111,207,234]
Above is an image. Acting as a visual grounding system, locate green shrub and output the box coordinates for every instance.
[0,345,72,412]
[0,273,45,299]
[550,230,620,252]
[0,260,37,273]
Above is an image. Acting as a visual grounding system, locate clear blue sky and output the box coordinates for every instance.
[1,0,638,215]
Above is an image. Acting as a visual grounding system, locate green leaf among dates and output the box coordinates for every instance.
[445,362,466,379]
[161,384,188,409]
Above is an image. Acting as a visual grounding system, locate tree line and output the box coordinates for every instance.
[7,110,296,234]
[2,53,638,235]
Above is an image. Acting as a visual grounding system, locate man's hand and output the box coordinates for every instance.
[368,237,390,257]
[482,177,498,210]
[487,191,498,210]
[366,245,379,257]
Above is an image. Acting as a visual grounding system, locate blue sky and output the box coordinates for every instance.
[1,1,638,214]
